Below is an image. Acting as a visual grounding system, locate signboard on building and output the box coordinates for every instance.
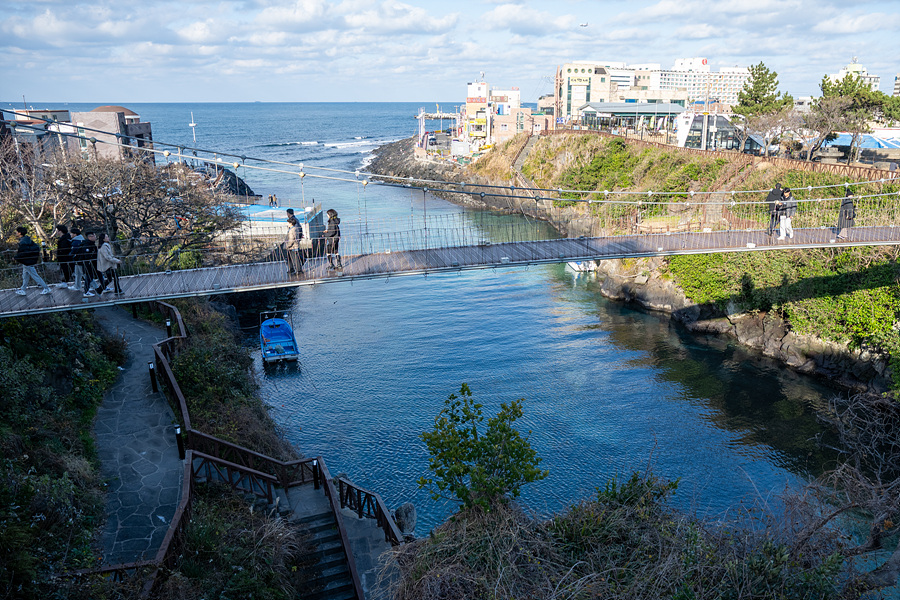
[467,97,487,104]
[491,96,508,103]
[570,77,591,85]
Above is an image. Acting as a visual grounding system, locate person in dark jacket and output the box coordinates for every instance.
[778,187,797,240]
[14,226,51,296]
[837,190,856,240]
[324,208,341,269]
[69,228,85,291]
[76,231,99,297]
[765,183,782,236]
[52,224,73,288]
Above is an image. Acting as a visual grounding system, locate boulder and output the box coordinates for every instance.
[393,502,417,535]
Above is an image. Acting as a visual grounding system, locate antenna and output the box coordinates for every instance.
[189,112,197,143]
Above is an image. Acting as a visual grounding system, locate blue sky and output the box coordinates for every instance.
[2,0,899,103]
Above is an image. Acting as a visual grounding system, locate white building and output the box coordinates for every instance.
[893,73,900,97]
[828,59,881,91]
[553,58,749,123]
[465,81,490,147]
[658,58,749,106]
[490,88,521,116]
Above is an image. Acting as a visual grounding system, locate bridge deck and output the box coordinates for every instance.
[2,226,898,318]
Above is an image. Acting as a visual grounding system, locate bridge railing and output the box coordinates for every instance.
[3,187,900,302]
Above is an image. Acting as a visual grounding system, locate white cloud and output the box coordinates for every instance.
[342,1,458,34]
[482,4,576,35]
[813,12,900,33]
[674,23,721,39]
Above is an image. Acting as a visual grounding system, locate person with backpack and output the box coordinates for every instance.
[69,228,85,291]
[324,208,342,269]
[76,231,99,297]
[52,224,73,288]
[14,226,51,296]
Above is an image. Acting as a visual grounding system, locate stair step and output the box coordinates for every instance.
[293,511,336,526]
[297,582,356,600]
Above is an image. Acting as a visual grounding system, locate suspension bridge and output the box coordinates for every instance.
[3,108,900,319]
[3,189,899,318]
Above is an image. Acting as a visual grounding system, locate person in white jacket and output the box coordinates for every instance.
[95,232,123,295]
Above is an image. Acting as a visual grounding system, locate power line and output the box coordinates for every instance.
[4,108,900,206]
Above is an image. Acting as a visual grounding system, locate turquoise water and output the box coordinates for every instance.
[255,265,835,532]
[7,101,840,532]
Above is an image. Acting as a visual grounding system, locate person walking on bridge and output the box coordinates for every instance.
[837,190,856,240]
[285,215,305,275]
[14,226,51,296]
[95,232,123,295]
[77,232,99,297]
[765,183,782,236]
[52,224,73,288]
[778,187,797,240]
[324,208,342,270]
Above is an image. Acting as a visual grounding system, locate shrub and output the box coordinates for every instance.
[418,383,548,509]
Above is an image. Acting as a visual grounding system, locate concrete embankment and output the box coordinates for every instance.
[367,137,893,394]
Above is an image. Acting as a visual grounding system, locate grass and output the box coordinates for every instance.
[0,311,125,598]
[153,484,316,600]
[386,471,848,600]
[166,298,297,460]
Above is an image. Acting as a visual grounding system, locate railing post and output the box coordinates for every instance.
[148,361,158,393]
[175,426,185,460]
[312,459,319,490]
[166,318,172,338]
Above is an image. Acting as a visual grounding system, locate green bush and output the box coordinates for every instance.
[418,384,548,509]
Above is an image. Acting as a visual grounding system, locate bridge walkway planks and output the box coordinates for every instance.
[2,225,898,318]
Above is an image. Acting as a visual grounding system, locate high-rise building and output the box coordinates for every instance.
[657,58,749,106]
[553,58,749,123]
[828,58,881,91]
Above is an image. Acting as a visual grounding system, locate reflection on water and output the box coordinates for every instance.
[249,264,838,533]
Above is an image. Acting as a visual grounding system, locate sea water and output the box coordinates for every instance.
[9,101,840,533]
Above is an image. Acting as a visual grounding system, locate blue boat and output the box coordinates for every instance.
[260,312,299,363]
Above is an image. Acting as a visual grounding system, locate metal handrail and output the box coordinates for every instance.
[318,458,366,600]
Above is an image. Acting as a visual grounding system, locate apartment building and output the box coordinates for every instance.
[554,58,747,123]
[828,59,881,91]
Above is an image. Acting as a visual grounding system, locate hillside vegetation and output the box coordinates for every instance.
[516,135,900,391]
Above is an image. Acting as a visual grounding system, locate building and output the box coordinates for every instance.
[578,102,684,135]
[68,106,154,161]
[658,58,749,106]
[554,58,747,124]
[893,74,900,97]
[828,58,880,91]
[1,105,154,163]
[464,81,491,147]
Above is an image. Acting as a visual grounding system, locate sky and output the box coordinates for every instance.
[2,0,900,104]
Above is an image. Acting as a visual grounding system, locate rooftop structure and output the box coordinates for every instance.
[829,58,881,92]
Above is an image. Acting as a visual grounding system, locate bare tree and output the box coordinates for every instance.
[0,137,68,242]
[803,96,853,161]
[791,393,900,591]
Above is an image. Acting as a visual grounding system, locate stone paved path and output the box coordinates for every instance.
[93,307,184,565]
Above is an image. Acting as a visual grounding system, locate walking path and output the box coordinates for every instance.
[92,307,184,565]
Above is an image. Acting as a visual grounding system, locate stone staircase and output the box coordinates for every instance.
[195,457,392,600]
[292,511,357,600]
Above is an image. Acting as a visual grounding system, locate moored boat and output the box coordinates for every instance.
[260,312,299,363]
